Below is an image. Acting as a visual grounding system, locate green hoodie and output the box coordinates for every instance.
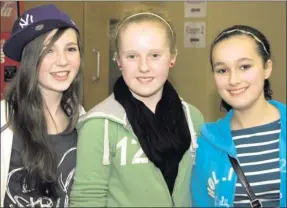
[70,94,204,207]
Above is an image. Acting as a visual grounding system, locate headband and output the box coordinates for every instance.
[115,12,174,39]
[213,29,269,56]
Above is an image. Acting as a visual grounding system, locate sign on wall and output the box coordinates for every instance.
[184,21,206,48]
[184,0,207,18]
[1,1,18,32]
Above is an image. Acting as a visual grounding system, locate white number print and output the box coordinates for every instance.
[117,137,148,166]
[117,137,128,166]
[131,139,148,164]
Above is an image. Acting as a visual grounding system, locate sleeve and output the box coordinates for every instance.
[191,137,210,207]
[78,105,86,116]
[69,118,111,207]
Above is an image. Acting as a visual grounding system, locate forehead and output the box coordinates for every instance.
[121,21,167,40]
[212,35,259,60]
[118,21,169,52]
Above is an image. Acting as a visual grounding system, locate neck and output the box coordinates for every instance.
[42,90,63,116]
[41,89,68,134]
[131,89,163,113]
[231,96,279,130]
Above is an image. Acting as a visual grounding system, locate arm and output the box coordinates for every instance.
[191,137,210,207]
[70,118,111,207]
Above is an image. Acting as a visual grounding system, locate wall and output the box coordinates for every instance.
[164,1,286,121]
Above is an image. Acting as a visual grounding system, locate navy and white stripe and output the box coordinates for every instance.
[232,119,281,207]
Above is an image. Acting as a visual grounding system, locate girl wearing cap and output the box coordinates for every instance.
[1,4,85,207]
[191,25,286,207]
[70,8,204,207]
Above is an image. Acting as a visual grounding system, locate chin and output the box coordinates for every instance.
[51,85,71,93]
[133,90,159,98]
[228,101,253,111]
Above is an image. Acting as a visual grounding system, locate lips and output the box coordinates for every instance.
[136,77,154,84]
[50,71,70,81]
[229,87,247,95]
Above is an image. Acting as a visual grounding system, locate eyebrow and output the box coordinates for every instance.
[43,42,78,47]
[213,61,225,68]
[213,57,253,68]
[236,57,253,62]
[66,42,78,46]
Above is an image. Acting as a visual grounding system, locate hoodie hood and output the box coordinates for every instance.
[77,94,199,165]
[201,100,286,158]
[78,94,128,129]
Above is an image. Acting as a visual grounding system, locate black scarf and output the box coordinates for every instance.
[114,76,191,194]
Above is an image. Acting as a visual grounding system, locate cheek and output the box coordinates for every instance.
[213,74,227,90]
[70,55,81,70]
[151,60,170,75]
[242,69,264,85]
[37,66,48,84]
[38,61,50,76]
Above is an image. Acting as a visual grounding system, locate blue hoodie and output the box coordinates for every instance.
[191,100,286,207]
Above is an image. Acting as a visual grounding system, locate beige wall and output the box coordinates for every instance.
[165,2,286,121]
[23,2,286,121]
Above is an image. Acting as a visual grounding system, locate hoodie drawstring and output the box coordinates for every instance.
[103,119,110,165]
[182,102,198,151]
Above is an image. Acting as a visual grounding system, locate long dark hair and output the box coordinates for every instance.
[4,28,83,197]
[210,25,273,112]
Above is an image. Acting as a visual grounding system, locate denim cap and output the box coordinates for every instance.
[3,4,79,62]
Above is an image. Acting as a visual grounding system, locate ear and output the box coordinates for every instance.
[170,49,178,65]
[264,59,272,79]
[113,52,122,71]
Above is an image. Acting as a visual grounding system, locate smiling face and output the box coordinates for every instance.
[37,28,80,95]
[211,35,272,111]
[117,21,176,103]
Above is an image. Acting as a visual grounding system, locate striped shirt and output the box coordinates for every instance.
[232,119,281,207]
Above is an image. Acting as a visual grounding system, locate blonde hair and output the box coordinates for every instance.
[110,7,177,60]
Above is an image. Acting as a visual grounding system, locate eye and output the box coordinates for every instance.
[67,47,78,52]
[47,48,53,53]
[127,54,137,59]
[150,53,161,59]
[240,64,251,70]
[215,68,227,74]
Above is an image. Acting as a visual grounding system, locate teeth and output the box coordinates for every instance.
[138,77,152,80]
[230,88,246,94]
[52,71,69,77]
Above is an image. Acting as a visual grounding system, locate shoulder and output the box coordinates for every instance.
[187,103,204,120]
[181,100,205,135]
[77,94,127,129]
[78,105,86,116]
[1,100,8,128]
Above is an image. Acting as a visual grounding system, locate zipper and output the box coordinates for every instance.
[154,167,173,206]
[123,121,181,207]
[171,169,180,207]
[171,198,175,207]
[156,151,190,207]
[171,151,191,207]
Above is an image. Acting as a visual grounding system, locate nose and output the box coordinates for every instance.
[56,51,68,66]
[228,70,241,86]
[139,57,150,73]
